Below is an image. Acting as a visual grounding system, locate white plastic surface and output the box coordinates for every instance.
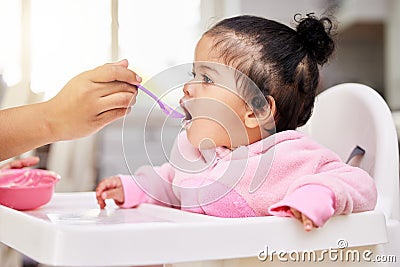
[0,192,387,267]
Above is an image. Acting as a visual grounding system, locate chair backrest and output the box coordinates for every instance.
[299,83,399,221]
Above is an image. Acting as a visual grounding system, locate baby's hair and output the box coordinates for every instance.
[203,13,335,132]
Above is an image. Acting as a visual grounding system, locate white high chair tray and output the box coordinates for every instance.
[0,192,387,266]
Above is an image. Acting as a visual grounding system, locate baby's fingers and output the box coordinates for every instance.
[301,213,315,232]
[96,194,107,209]
[290,208,316,231]
[290,207,302,221]
[96,176,121,196]
[101,188,124,205]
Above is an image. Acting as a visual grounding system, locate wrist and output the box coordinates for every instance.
[38,100,63,143]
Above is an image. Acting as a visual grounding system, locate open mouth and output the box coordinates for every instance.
[180,99,193,129]
[182,106,192,121]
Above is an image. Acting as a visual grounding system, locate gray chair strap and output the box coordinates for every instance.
[346,146,366,164]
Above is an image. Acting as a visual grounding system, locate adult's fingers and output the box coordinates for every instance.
[98,92,137,114]
[92,92,135,127]
[0,156,40,170]
[87,60,142,85]
[112,59,129,68]
[96,81,138,97]
[96,107,132,126]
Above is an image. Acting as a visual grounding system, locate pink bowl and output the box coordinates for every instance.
[0,169,60,211]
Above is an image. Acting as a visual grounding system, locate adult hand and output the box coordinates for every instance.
[0,60,141,161]
[46,59,141,141]
[0,156,39,170]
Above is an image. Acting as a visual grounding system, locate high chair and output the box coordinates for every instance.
[297,83,400,265]
[0,83,399,267]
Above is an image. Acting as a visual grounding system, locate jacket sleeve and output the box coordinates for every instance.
[284,158,377,220]
[118,162,180,208]
[268,184,335,227]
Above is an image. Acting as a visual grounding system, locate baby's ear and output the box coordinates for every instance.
[244,96,276,129]
[244,109,259,129]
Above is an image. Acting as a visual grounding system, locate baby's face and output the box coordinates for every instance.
[180,36,261,150]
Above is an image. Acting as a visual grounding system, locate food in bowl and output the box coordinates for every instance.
[0,168,60,210]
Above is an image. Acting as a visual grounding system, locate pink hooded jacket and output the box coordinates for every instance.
[118,130,377,226]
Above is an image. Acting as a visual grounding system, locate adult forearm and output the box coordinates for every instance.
[0,60,140,161]
[0,102,55,161]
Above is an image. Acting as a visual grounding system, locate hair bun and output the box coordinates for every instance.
[295,13,335,65]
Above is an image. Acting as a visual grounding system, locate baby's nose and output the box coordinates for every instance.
[183,82,195,96]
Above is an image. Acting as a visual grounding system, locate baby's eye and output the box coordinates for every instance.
[189,71,196,77]
[201,74,213,84]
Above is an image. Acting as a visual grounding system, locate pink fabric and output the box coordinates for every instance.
[119,130,377,225]
[268,185,335,227]
[119,175,148,208]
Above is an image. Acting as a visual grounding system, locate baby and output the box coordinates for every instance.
[96,14,377,231]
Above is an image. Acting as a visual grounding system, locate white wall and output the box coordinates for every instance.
[239,0,391,101]
[385,0,400,109]
[241,0,333,26]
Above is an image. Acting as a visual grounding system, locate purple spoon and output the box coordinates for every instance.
[137,85,184,119]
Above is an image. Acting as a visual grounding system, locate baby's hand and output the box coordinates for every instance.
[95,175,124,209]
[290,208,316,232]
